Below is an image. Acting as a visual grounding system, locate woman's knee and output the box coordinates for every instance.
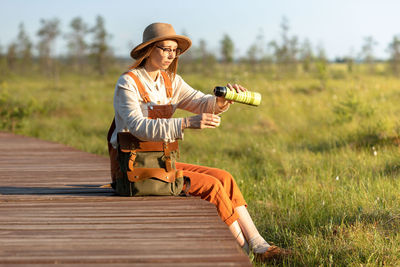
[210,168,235,185]
[190,175,223,196]
[204,178,224,195]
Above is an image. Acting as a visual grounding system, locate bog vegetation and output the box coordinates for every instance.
[1,16,400,266]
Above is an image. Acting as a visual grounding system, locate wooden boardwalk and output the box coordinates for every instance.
[0,132,251,266]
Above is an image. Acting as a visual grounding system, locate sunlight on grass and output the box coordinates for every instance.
[1,64,399,266]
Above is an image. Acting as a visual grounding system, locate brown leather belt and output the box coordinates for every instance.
[117,132,178,153]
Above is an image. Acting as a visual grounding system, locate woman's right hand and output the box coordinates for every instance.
[182,113,221,129]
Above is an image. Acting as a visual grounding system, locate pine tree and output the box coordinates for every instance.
[246,29,266,70]
[196,39,216,73]
[17,23,33,71]
[66,17,89,72]
[299,39,314,73]
[361,36,377,73]
[37,18,60,75]
[6,43,18,72]
[220,34,234,63]
[90,15,113,76]
[269,17,299,74]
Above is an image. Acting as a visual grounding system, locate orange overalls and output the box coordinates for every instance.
[107,71,247,226]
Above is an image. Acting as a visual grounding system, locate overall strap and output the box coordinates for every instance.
[160,71,173,98]
[124,71,151,103]
[124,70,173,102]
[108,71,148,146]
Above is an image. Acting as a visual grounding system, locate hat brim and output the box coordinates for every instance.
[130,35,192,59]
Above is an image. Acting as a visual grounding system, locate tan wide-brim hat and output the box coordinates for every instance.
[130,22,192,59]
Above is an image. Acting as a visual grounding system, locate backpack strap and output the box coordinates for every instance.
[107,118,116,143]
[160,71,173,98]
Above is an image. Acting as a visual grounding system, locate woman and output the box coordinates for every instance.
[108,22,289,261]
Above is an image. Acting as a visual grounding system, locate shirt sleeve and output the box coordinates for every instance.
[173,75,228,115]
[114,75,183,142]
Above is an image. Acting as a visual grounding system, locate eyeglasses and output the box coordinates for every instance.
[156,46,182,57]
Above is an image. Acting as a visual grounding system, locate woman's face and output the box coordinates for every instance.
[146,40,178,70]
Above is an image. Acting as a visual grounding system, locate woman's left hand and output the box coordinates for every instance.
[216,83,248,108]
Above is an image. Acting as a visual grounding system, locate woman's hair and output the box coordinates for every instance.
[128,41,179,81]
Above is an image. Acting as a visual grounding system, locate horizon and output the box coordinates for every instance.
[1,0,400,60]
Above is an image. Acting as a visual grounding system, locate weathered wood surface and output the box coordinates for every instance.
[0,132,251,266]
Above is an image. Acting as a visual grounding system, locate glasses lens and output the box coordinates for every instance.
[158,46,181,57]
[163,48,170,56]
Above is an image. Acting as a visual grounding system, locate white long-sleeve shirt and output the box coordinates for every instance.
[110,67,227,147]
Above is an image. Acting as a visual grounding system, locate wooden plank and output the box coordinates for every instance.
[0,132,251,266]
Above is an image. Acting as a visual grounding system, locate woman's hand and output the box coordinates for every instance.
[182,113,221,129]
[216,83,248,108]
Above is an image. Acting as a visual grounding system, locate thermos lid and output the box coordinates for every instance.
[213,86,227,97]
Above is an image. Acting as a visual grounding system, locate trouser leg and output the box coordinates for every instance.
[176,162,247,226]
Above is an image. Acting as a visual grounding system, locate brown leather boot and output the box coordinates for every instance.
[253,245,292,262]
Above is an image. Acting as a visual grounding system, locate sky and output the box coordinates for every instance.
[1,0,400,60]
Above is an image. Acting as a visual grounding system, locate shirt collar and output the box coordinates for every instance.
[137,67,164,92]
[138,67,160,84]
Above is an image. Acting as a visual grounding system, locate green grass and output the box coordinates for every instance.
[1,65,400,266]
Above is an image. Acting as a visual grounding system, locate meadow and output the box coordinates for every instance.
[1,63,399,266]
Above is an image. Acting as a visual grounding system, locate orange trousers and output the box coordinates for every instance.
[176,162,247,226]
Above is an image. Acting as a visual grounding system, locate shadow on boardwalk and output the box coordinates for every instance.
[0,185,114,196]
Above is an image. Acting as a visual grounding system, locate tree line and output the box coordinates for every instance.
[0,15,113,78]
[1,16,400,78]
[183,17,400,78]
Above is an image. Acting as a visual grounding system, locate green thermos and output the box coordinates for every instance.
[213,86,262,106]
